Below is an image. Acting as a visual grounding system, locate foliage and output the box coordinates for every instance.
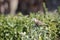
[0,13,60,40]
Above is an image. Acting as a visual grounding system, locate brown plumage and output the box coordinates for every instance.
[32,18,45,26]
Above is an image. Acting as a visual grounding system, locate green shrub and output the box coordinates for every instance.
[0,13,60,40]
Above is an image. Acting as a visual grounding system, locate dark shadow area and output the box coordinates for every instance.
[0,0,60,15]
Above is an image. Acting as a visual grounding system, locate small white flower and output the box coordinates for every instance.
[40,27,43,30]
[0,23,2,25]
[23,32,26,35]
[46,27,48,30]
[59,31,60,33]
[6,33,9,36]
[46,37,48,39]
[26,35,29,38]
[20,32,26,36]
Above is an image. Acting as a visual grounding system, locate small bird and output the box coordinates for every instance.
[32,18,46,26]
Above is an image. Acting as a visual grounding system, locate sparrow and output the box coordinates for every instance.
[32,18,46,26]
